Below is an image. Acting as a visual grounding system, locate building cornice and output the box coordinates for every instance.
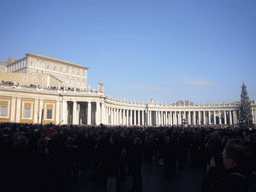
[26,53,89,70]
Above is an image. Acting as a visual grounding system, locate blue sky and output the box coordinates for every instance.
[1,0,255,104]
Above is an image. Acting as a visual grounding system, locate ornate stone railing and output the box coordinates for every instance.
[0,84,106,97]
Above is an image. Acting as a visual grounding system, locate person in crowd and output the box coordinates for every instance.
[163,135,177,178]
[144,133,154,163]
[124,131,134,175]
[222,136,230,150]
[105,134,123,192]
[1,122,255,192]
[35,138,50,190]
[201,138,255,192]
[176,134,185,171]
[130,137,143,192]
[205,131,223,172]
[47,132,65,190]
[11,135,31,191]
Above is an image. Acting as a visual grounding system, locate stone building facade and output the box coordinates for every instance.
[0,54,255,126]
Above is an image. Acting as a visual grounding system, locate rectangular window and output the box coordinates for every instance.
[60,67,62,72]
[33,77,37,82]
[47,109,52,119]
[0,106,7,117]
[24,76,28,81]
[24,108,30,118]
[42,77,46,82]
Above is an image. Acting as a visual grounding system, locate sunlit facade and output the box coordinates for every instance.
[0,54,255,126]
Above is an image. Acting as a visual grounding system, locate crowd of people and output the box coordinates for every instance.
[0,122,256,192]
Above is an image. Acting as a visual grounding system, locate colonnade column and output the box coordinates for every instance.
[102,103,106,124]
[193,111,195,125]
[121,109,124,125]
[148,110,150,126]
[61,99,67,124]
[234,111,237,124]
[149,110,151,126]
[229,110,232,125]
[134,110,137,125]
[118,109,120,125]
[203,111,206,125]
[142,110,144,125]
[112,108,115,125]
[213,111,216,124]
[115,108,117,125]
[224,110,227,125]
[160,111,163,125]
[176,111,179,125]
[155,111,158,126]
[113,108,115,125]
[198,111,201,125]
[174,111,177,125]
[112,108,114,125]
[96,102,100,125]
[122,110,124,125]
[126,110,129,125]
[168,112,170,125]
[178,111,181,125]
[219,111,221,125]
[117,109,119,125]
[158,111,161,125]
[170,112,172,125]
[73,101,77,125]
[107,107,110,125]
[138,110,141,125]
[208,111,210,124]
[87,102,91,125]
[129,110,132,125]
[188,111,191,125]
[165,111,169,125]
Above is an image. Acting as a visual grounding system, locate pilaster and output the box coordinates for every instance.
[11,97,16,122]
[34,99,39,124]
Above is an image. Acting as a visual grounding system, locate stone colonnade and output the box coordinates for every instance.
[62,99,256,126]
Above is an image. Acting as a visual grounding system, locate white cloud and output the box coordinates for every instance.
[116,84,181,94]
[184,76,214,87]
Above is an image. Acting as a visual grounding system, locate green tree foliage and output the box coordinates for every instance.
[239,82,253,128]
